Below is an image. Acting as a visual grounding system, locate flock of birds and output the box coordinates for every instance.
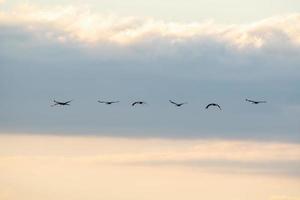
[51,99,267,110]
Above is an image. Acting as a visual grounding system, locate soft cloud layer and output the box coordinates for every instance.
[1,134,300,175]
[0,3,300,140]
[1,4,300,46]
[0,134,300,200]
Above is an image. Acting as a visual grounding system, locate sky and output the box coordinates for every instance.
[2,0,300,23]
[0,0,300,200]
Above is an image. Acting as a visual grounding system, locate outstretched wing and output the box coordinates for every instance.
[64,100,72,104]
[132,102,137,106]
[246,99,255,103]
[246,99,258,103]
[169,100,177,105]
[98,100,119,104]
[257,101,267,103]
[246,99,267,104]
[205,104,212,109]
[206,103,221,110]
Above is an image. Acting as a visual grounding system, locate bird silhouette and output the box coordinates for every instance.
[51,99,72,107]
[98,100,120,105]
[132,101,147,106]
[169,100,187,107]
[246,99,267,104]
[205,103,221,110]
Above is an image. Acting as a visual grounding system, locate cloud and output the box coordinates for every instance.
[1,135,300,200]
[0,4,300,141]
[271,196,300,200]
[1,134,300,176]
[1,4,300,48]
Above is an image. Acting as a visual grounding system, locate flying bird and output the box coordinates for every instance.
[51,99,72,107]
[246,99,267,104]
[132,101,147,106]
[205,103,222,110]
[169,100,187,107]
[98,100,120,105]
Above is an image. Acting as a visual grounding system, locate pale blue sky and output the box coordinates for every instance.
[2,0,300,23]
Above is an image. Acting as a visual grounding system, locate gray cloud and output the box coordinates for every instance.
[0,7,300,141]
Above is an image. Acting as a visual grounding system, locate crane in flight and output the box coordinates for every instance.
[169,100,187,107]
[98,100,120,105]
[51,99,72,107]
[246,99,267,104]
[205,103,222,110]
[132,101,147,106]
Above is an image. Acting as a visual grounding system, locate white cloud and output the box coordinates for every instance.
[0,4,300,48]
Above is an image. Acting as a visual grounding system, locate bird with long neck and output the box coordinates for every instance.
[246,99,267,104]
[98,100,120,105]
[51,99,73,107]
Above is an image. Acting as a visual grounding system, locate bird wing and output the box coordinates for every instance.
[258,101,267,103]
[98,100,105,103]
[246,99,267,104]
[246,99,256,103]
[169,100,177,105]
[132,102,137,106]
[206,103,221,110]
[205,104,212,109]
[65,100,72,104]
